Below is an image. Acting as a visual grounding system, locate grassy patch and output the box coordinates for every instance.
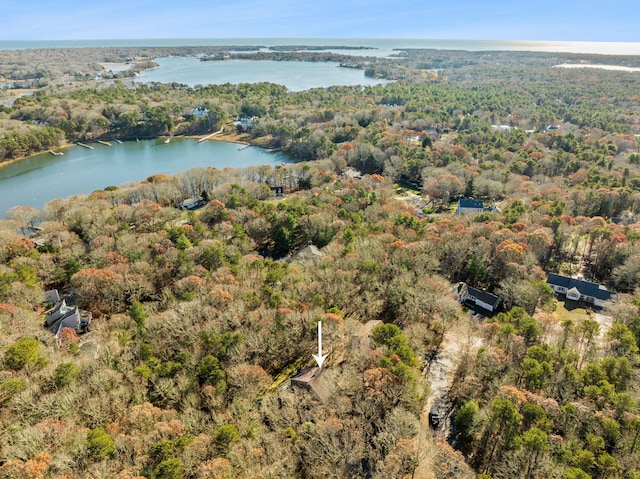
[554,300,588,323]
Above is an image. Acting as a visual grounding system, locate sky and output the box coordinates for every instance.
[2,0,638,42]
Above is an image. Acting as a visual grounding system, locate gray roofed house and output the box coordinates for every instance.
[456,199,484,215]
[425,129,440,139]
[177,197,207,210]
[546,273,615,308]
[457,282,501,313]
[44,289,60,305]
[45,299,71,325]
[288,243,324,262]
[611,214,637,225]
[44,290,92,339]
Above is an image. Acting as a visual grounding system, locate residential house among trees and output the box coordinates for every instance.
[289,366,332,402]
[177,197,207,210]
[456,282,501,313]
[546,273,616,308]
[290,367,321,391]
[44,290,92,338]
[270,186,285,197]
[288,243,324,263]
[456,198,501,215]
[189,107,209,119]
[456,199,484,215]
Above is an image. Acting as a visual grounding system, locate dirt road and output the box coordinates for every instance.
[412,320,483,478]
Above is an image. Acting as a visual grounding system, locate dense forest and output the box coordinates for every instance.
[1,45,640,478]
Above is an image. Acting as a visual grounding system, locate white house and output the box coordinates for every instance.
[457,283,501,313]
[546,273,615,308]
[190,107,209,119]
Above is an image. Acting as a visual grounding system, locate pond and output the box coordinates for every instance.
[0,139,292,217]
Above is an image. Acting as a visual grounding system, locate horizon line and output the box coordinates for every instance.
[2,37,640,44]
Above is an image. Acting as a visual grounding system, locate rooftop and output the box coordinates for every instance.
[458,199,484,209]
[291,367,321,385]
[457,282,501,310]
[465,284,501,308]
[546,273,615,302]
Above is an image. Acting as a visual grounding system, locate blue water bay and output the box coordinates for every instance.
[0,139,292,216]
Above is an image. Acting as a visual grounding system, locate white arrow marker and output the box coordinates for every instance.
[312,320,328,368]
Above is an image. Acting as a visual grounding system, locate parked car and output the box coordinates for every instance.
[429,407,440,428]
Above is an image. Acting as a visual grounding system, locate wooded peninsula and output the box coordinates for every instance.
[1,44,640,479]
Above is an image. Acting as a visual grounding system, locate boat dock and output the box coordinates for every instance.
[77,142,95,150]
[48,150,64,156]
[198,128,224,142]
[113,139,123,144]
[97,140,112,146]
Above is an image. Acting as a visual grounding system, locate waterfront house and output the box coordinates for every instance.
[190,107,209,119]
[611,213,637,225]
[546,273,615,308]
[234,114,255,131]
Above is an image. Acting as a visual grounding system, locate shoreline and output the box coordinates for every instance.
[0,140,76,170]
[554,63,640,72]
[0,131,256,170]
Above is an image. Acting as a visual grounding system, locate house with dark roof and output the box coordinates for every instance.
[177,197,207,211]
[457,283,501,313]
[270,186,285,197]
[611,214,637,225]
[546,273,615,308]
[456,199,484,215]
